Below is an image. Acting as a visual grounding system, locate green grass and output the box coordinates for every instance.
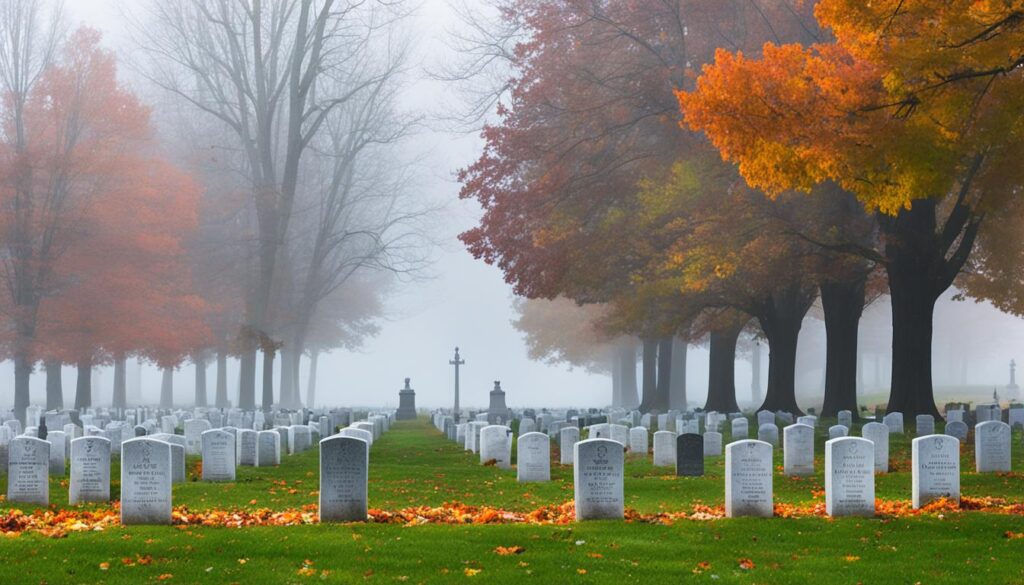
[2,418,1023,584]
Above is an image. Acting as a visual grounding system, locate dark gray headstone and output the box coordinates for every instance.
[676,433,703,477]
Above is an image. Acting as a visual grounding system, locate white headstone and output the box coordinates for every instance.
[828,424,849,439]
[975,420,1011,473]
[703,431,723,457]
[944,420,968,442]
[628,427,648,454]
[121,438,172,525]
[725,440,773,518]
[69,436,111,504]
[47,430,67,476]
[560,426,579,465]
[7,436,49,505]
[573,439,624,520]
[883,412,903,434]
[319,436,368,522]
[479,425,513,469]
[257,430,281,467]
[609,424,629,447]
[757,423,779,447]
[237,429,257,466]
[825,437,875,517]
[915,414,935,436]
[783,423,814,476]
[912,435,959,509]
[652,431,677,467]
[837,410,853,428]
[201,429,237,481]
[730,418,749,439]
[860,422,889,473]
[516,432,551,482]
[184,419,210,455]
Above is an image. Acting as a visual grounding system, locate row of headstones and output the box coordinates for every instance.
[5,409,393,525]
[570,433,968,520]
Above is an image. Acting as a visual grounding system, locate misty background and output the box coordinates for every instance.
[1,0,1021,411]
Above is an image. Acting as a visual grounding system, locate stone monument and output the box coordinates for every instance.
[486,381,511,425]
[396,378,417,420]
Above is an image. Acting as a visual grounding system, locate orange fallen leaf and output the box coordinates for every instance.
[464,568,482,577]
[494,546,525,556]
[738,558,755,570]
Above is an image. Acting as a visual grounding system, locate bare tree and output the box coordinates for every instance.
[132,0,412,410]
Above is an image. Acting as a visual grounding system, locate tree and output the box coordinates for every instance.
[134,0,412,410]
[0,0,65,422]
[678,0,1024,416]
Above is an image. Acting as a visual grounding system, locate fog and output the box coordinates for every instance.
[1,0,1022,416]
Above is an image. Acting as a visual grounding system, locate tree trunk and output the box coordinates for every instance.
[215,350,229,408]
[705,324,742,412]
[279,346,295,408]
[194,354,208,407]
[306,350,319,408]
[820,277,866,418]
[75,357,93,410]
[750,341,762,404]
[619,341,639,409]
[239,349,257,410]
[261,348,275,412]
[112,356,127,409]
[14,353,32,424]
[649,336,672,412]
[670,337,687,410]
[882,200,947,418]
[757,285,815,415]
[160,367,174,409]
[639,338,659,412]
[611,352,622,407]
[45,360,63,411]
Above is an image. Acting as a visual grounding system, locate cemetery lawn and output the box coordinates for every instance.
[2,418,1024,583]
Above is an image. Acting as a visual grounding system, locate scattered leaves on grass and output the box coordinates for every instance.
[738,558,755,570]
[494,546,525,556]
[463,568,482,577]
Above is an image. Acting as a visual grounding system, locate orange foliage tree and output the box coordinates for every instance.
[679,0,1024,416]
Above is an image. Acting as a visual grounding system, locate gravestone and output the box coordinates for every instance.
[797,415,817,429]
[7,436,49,505]
[861,422,889,473]
[1008,407,1024,429]
[257,430,281,467]
[944,420,968,442]
[479,425,513,469]
[69,436,111,504]
[676,433,703,477]
[340,427,374,450]
[828,424,849,439]
[170,443,185,484]
[628,426,648,454]
[730,418,749,439]
[395,378,417,420]
[609,424,629,447]
[516,432,550,482]
[783,423,815,476]
[237,429,257,466]
[319,436,369,522]
[121,438,172,525]
[184,419,210,456]
[883,412,904,433]
[912,435,960,509]
[975,420,1011,473]
[519,418,536,434]
[652,431,677,467]
[757,411,774,426]
[559,426,579,465]
[292,426,312,453]
[47,430,67,476]
[825,437,875,517]
[915,414,935,436]
[201,429,237,481]
[275,426,291,455]
[757,423,779,447]
[724,440,773,518]
[703,431,723,457]
[573,439,624,520]
[946,409,964,424]
[589,423,610,440]
[837,410,853,428]
[0,426,11,476]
